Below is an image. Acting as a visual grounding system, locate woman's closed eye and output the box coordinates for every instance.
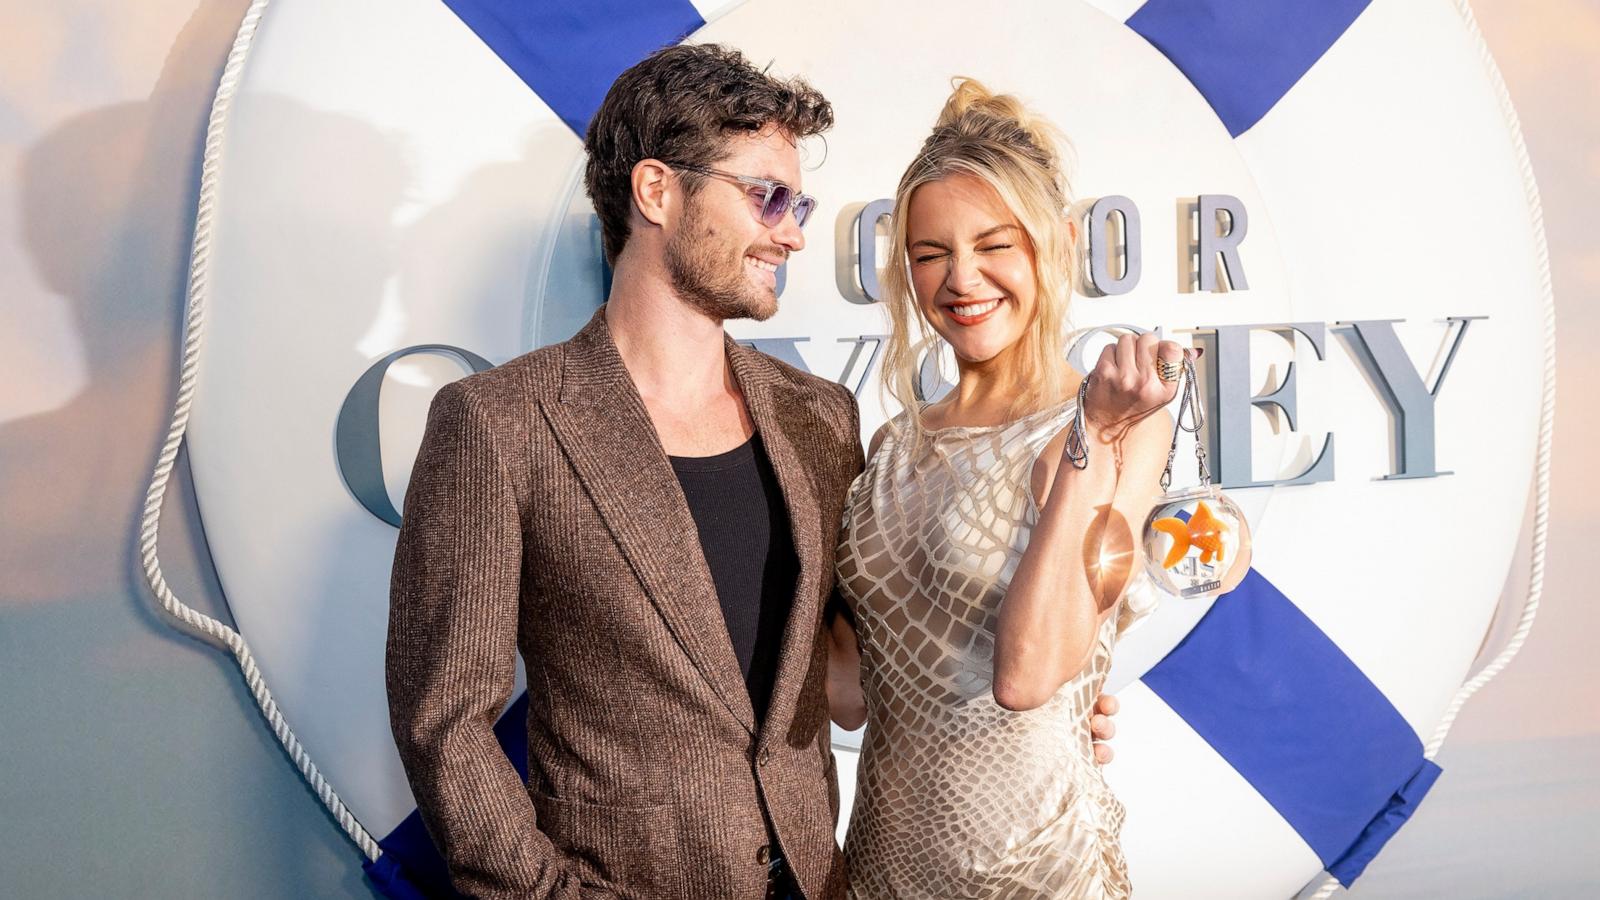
[914,245,1011,264]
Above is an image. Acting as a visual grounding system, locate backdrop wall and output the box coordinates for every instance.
[1,2,1594,897]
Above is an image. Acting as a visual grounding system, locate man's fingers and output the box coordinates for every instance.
[1090,714,1116,741]
[1092,692,1119,767]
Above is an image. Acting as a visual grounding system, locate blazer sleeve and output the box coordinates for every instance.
[386,381,590,899]
[843,383,866,477]
[823,384,867,633]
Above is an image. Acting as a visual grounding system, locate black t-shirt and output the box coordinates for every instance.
[668,434,798,726]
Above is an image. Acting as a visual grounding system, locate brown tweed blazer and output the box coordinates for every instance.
[387,306,864,899]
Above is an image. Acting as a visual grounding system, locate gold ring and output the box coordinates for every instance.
[1156,358,1182,383]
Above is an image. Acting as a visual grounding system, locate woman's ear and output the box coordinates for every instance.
[632,158,673,228]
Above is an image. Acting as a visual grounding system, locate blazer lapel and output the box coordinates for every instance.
[542,308,757,734]
[727,340,827,750]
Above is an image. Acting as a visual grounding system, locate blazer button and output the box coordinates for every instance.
[758,747,772,765]
[756,844,771,864]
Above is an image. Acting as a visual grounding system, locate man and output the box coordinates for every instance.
[386,43,1119,900]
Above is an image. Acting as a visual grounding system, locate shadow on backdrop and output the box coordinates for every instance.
[2,2,395,895]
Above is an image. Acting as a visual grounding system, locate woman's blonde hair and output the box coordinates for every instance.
[879,77,1080,453]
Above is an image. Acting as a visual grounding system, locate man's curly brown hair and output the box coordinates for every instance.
[583,43,833,265]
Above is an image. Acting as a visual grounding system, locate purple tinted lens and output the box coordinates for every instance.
[792,196,815,229]
[762,183,793,226]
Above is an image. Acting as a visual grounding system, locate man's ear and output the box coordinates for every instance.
[632,158,673,228]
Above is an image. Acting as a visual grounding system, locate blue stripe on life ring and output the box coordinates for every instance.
[1126,0,1373,137]
[1141,567,1442,887]
[441,0,707,136]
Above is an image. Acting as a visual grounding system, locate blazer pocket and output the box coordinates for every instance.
[531,791,679,899]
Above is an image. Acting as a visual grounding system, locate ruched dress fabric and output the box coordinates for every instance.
[836,402,1149,899]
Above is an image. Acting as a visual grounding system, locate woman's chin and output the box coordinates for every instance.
[943,334,1013,366]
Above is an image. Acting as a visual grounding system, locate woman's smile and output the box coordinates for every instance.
[944,297,1005,326]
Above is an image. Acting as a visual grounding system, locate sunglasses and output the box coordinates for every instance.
[673,164,817,229]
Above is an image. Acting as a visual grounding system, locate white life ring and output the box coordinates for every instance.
[147,0,1550,896]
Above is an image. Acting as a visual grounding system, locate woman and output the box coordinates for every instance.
[828,79,1185,898]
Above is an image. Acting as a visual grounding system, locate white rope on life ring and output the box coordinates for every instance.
[135,0,381,863]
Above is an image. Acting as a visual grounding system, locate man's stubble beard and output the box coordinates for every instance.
[665,202,780,324]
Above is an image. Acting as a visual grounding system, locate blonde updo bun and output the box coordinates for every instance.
[930,77,1072,203]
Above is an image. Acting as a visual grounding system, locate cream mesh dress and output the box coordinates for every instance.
[836,401,1152,900]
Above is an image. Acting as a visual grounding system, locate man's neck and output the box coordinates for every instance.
[603,266,731,405]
